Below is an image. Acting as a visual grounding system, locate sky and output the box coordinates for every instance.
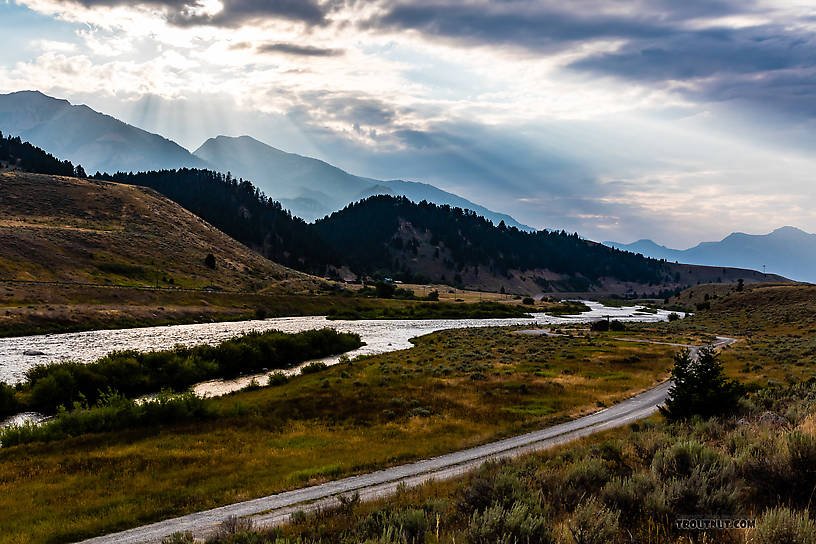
[1,0,815,248]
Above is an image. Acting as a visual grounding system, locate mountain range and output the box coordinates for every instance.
[605,226,816,283]
[0,91,529,229]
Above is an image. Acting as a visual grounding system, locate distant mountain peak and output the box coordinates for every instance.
[606,226,815,283]
[0,90,205,173]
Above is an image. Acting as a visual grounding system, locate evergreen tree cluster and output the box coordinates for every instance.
[92,170,667,288]
[661,346,744,420]
[314,195,665,285]
[0,131,84,177]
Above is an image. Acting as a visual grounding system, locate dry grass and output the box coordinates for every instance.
[0,171,322,292]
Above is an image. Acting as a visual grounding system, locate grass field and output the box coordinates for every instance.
[0,326,679,543]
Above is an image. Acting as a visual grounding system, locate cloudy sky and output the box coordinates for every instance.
[1,0,815,247]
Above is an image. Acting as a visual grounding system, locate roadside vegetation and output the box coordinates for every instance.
[0,328,362,418]
[0,327,678,543]
[231,379,816,544]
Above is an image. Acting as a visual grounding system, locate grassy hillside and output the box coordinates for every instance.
[0,171,321,292]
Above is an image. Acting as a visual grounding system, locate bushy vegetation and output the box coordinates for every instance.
[4,328,361,416]
[0,391,215,447]
[326,301,532,320]
[218,381,816,544]
[590,319,627,332]
[0,131,83,177]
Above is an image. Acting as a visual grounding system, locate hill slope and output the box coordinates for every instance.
[314,196,784,295]
[0,91,206,174]
[0,170,320,293]
[605,226,816,283]
[194,135,531,229]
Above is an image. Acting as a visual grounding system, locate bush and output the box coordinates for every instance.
[267,372,288,386]
[565,498,619,544]
[301,362,329,375]
[466,502,553,544]
[752,507,816,544]
[0,391,216,446]
[522,297,535,305]
[0,382,19,419]
[162,532,194,544]
[667,312,680,321]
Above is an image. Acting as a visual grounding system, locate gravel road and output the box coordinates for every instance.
[78,336,736,544]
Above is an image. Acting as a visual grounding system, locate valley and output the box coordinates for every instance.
[0,118,811,544]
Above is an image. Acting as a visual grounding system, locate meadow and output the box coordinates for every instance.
[0,326,678,543]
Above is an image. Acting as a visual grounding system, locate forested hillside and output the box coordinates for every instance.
[0,131,83,177]
[314,195,666,291]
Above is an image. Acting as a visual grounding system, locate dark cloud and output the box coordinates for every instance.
[374,2,667,52]
[257,43,343,57]
[65,0,327,26]
[372,1,816,119]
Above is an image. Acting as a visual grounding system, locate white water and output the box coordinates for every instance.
[0,301,680,427]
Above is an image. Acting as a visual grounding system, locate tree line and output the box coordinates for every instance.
[0,131,85,177]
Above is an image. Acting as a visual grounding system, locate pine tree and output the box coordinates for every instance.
[661,346,743,420]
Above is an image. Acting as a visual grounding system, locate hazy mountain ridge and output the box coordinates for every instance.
[194,135,532,229]
[0,91,207,174]
[605,226,816,283]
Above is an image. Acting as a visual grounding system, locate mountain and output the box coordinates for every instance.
[193,135,531,229]
[312,195,784,295]
[0,91,206,174]
[605,226,816,283]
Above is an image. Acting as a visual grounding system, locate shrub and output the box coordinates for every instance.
[301,362,329,375]
[667,312,680,321]
[267,372,288,386]
[522,297,535,305]
[0,391,216,446]
[0,382,19,419]
[162,532,194,544]
[565,498,619,544]
[600,473,656,524]
[20,328,361,413]
[466,502,553,544]
[752,507,816,544]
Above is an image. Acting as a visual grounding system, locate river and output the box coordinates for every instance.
[0,301,676,383]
